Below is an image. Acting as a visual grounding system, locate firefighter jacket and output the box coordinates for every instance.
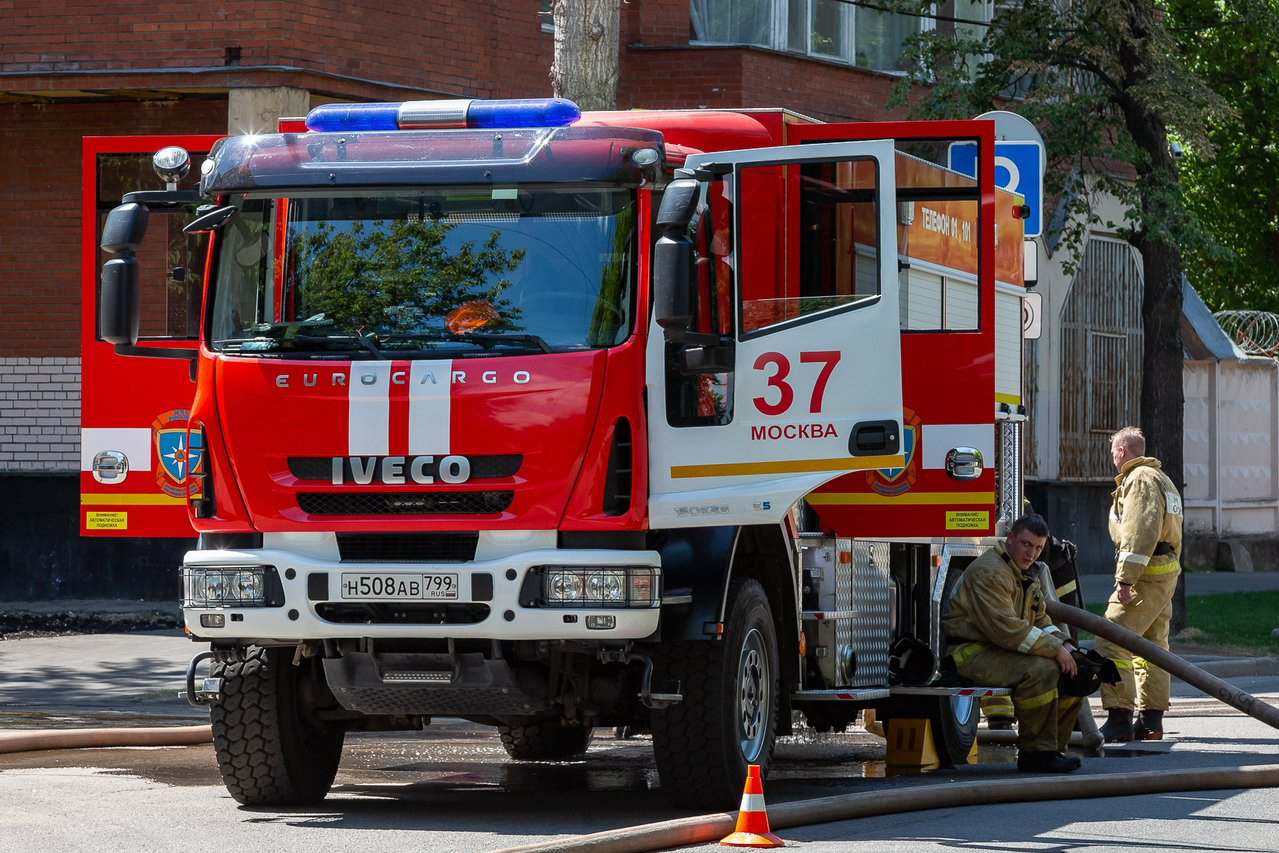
[1109,456,1184,586]
[941,540,1067,661]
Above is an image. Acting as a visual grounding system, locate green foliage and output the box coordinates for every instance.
[884,0,1227,270]
[1169,0,1279,312]
[291,218,526,334]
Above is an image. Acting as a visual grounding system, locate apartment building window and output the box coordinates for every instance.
[691,0,993,74]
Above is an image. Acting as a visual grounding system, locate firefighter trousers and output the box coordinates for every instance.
[1093,562,1180,712]
[954,644,1082,753]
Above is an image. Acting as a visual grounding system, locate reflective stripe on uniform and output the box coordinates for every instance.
[1143,562,1179,576]
[982,696,1014,715]
[1016,626,1043,653]
[740,793,766,812]
[1132,656,1149,669]
[951,642,986,665]
[1111,658,1134,670]
[1056,579,1078,597]
[1015,687,1058,710]
[1044,625,1062,636]
[1118,550,1151,565]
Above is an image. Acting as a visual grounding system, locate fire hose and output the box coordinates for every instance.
[481,600,1279,853]
[0,725,211,754]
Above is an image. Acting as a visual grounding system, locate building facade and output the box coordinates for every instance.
[5,0,1144,600]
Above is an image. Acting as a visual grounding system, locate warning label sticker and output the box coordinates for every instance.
[945,510,989,530]
[87,511,127,530]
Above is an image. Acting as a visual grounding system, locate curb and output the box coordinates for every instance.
[1185,657,1279,679]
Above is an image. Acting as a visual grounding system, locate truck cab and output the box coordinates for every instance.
[85,98,1030,809]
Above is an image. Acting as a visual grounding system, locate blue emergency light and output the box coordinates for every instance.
[305,98,581,132]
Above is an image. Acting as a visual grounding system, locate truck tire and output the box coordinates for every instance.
[879,693,979,766]
[651,578,779,810]
[210,646,344,806]
[497,722,594,760]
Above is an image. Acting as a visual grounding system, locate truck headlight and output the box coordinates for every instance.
[531,566,658,608]
[184,566,271,607]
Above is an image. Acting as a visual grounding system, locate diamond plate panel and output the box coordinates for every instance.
[849,540,892,687]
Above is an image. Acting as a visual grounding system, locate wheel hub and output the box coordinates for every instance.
[738,627,769,759]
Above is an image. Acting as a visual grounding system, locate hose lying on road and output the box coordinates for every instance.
[483,600,1279,853]
[1047,600,1279,731]
[483,764,1279,853]
[0,725,212,755]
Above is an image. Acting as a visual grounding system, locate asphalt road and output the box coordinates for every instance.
[1,630,1277,853]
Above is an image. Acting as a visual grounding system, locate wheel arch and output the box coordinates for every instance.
[655,524,799,688]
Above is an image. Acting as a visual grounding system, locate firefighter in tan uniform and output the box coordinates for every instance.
[941,514,1084,773]
[1096,426,1184,742]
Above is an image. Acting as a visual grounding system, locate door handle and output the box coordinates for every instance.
[945,447,984,480]
[849,420,900,457]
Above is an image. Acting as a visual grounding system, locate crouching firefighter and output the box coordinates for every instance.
[941,514,1085,773]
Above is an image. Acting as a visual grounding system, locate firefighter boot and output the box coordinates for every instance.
[1017,751,1082,773]
[1134,710,1164,741]
[1100,708,1135,743]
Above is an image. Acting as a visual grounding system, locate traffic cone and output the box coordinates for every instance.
[720,764,784,848]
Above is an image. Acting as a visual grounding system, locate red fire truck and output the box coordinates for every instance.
[83,98,1035,809]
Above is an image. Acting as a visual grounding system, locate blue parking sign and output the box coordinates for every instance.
[947,140,1044,237]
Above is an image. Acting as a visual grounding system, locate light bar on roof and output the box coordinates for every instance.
[305,98,582,132]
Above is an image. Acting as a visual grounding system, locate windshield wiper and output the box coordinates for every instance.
[463,333,553,353]
[232,315,385,356]
[378,332,554,354]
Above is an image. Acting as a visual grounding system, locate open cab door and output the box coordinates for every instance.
[80,135,222,537]
[648,140,904,527]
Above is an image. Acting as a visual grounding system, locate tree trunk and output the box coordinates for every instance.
[1117,0,1188,632]
[550,0,621,111]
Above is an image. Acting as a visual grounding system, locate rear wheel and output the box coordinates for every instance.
[210,646,345,806]
[498,722,594,760]
[651,578,779,810]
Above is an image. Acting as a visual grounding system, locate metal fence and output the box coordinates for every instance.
[1058,236,1144,479]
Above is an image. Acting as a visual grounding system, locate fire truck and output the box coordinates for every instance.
[83,98,1036,809]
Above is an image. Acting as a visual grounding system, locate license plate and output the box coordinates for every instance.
[340,573,459,601]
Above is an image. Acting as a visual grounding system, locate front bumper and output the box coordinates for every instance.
[181,540,662,642]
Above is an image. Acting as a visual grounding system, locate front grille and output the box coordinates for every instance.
[315,602,490,624]
[336,532,479,562]
[288,455,522,481]
[298,491,514,516]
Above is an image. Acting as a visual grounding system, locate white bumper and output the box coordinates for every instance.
[181,534,662,642]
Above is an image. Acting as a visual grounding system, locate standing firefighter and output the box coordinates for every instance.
[1096,426,1184,742]
[941,514,1084,773]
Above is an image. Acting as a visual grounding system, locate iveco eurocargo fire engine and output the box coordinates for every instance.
[83,97,1037,809]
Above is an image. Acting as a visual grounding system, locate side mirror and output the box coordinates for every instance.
[99,202,148,347]
[100,256,140,346]
[652,178,700,339]
[100,202,149,254]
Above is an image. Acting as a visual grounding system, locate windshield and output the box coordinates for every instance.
[209,187,635,357]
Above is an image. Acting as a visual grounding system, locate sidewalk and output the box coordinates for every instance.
[1079,569,1279,604]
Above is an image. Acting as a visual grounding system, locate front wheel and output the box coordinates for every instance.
[651,578,779,810]
[210,646,345,806]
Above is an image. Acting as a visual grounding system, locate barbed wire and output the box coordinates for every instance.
[1214,310,1279,357]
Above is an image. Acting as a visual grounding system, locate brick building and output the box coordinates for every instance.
[2,0,942,599]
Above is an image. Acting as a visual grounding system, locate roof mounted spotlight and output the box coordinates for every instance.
[304,98,582,133]
[153,146,191,191]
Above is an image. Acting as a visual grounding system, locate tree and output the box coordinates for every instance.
[1169,0,1279,313]
[550,0,621,110]
[887,0,1227,630]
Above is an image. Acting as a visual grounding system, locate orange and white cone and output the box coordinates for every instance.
[720,764,784,848]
